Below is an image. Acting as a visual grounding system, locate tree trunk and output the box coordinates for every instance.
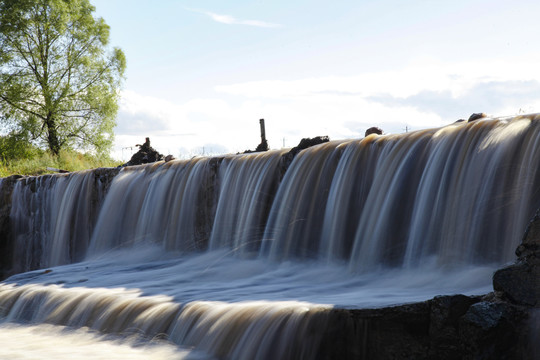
[46,118,60,156]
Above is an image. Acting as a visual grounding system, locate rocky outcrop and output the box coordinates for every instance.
[279,136,330,179]
[122,137,164,166]
[319,294,531,359]
[493,209,540,307]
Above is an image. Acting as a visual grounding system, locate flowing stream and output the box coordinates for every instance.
[1,115,540,358]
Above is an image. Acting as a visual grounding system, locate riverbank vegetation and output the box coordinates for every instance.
[0,0,125,177]
[0,138,120,177]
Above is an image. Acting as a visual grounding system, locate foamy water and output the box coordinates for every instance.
[3,116,540,358]
[4,245,495,308]
[0,323,209,359]
[0,246,496,358]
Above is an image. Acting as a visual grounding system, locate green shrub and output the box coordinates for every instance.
[0,149,121,177]
[0,132,40,163]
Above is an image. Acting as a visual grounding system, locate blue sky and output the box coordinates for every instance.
[92,0,540,159]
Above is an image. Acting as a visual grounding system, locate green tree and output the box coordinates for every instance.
[0,0,125,156]
[0,131,38,162]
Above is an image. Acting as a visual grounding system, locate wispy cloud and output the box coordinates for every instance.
[187,8,282,28]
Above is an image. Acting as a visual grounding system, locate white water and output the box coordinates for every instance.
[0,324,205,360]
[2,115,540,358]
[0,246,494,359]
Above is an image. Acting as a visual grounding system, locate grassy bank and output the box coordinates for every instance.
[0,150,121,177]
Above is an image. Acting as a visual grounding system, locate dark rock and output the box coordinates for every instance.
[164,155,175,162]
[516,208,540,263]
[278,136,330,180]
[255,139,269,152]
[493,262,540,307]
[461,302,507,331]
[242,140,269,154]
[365,127,383,136]
[122,137,163,166]
[429,295,481,358]
[468,113,487,122]
[318,295,531,360]
[294,136,330,151]
[458,301,529,359]
[493,209,540,307]
[319,301,430,359]
[0,175,24,280]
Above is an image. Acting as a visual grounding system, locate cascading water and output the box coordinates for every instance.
[1,115,540,359]
[9,169,115,273]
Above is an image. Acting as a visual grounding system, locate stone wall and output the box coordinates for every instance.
[0,175,23,280]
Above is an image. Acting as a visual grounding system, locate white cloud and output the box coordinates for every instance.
[113,90,442,161]
[215,58,540,101]
[114,91,270,160]
[113,58,540,161]
[187,8,282,28]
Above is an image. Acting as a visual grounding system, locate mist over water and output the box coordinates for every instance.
[2,115,540,358]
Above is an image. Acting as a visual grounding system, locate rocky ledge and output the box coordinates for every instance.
[493,208,540,307]
[317,211,540,360]
[321,293,532,359]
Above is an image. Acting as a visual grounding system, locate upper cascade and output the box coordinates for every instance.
[4,114,540,274]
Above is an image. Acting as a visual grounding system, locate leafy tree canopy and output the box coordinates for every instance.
[0,0,126,156]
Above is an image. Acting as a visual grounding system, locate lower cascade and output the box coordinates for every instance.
[1,115,540,358]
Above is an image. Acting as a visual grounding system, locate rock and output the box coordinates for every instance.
[242,140,269,154]
[516,208,540,263]
[278,136,330,180]
[461,302,507,331]
[493,208,540,307]
[295,136,329,150]
[429,294,480,346]
[365,127,383,136]
[320,294,530,360]
[458,301,528,359]
[493,262,540,307]
[164,155,175,162]
[122,137,164,167]
[0,175,24,280]
[468,113,487,122]
[255,139,269,152]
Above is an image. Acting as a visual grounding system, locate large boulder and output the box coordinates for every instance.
[493,209,540,306]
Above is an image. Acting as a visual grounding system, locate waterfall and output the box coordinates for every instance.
[1,115,540,359]
[9,169,115,273]
[262,117,540,268]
